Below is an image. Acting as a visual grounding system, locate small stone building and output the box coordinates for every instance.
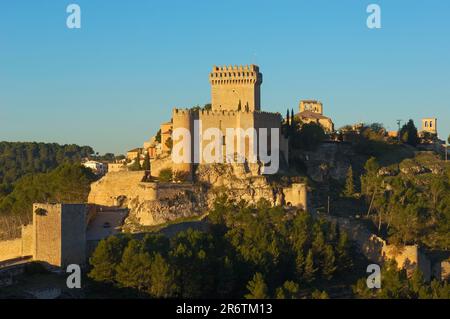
[296,100,334,133]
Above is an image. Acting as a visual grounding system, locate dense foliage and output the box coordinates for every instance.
[400,119,419,147]
[353,260,450,299]
[0,142,93,194]
[287,121,326,151]
[0,164,96,239]
[361,153,450,249]
[89,198,354,298]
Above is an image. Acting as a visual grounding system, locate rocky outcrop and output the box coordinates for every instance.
[88,164,308,229]
[128,184,208,226]
[295,143,365,182]
[196,163,283,207]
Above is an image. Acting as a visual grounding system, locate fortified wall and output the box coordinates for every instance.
[0,204,86,268]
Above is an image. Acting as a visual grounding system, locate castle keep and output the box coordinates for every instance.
[209,65,262,111]
[170,65,288,178]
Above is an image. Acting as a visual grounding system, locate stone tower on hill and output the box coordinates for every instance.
[209,65,262,112]
[33,203,86,268]
[168,64,288,179]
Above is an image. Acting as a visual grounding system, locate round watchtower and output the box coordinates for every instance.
[172,109,193,181]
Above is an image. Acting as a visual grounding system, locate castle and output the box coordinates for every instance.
[150,65,289,179]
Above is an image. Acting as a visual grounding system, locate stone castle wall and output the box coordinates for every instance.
[21,225,33,257]
[61,205,86,267]
[88,171,157,207]
[0,225,34,263]
[0,239,23,262]
[171,108,286,174]
[33,204,62,267]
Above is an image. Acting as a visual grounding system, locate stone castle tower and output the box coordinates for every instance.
[33,203,86,268]
[170,64,288,179]
[209,65,262,112]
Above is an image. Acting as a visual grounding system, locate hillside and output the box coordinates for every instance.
[0,141,94,197]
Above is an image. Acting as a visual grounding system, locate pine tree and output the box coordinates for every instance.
[148,253,178,298]
[344,166,355,197]
[291,109,295,128]
[245,273,269,299]
[88,236,128,283]
[311,290,329,299]
[321,245,337,280]
[303,250,317,283]
[400,119,419,146]
[115,240,152,291]
[275,281,300,299]
[286,109,290,125]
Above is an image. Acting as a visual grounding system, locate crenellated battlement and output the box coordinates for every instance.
[209,64,262,111]
[209,64,262,85]
[173,108,281,119]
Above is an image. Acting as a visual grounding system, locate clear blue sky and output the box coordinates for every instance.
[1,0,449,154]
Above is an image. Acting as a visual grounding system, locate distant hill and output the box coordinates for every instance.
[0,141,94,195]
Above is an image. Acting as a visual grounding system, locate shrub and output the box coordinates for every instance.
[159,168,173,182]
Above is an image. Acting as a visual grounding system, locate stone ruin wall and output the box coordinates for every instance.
[0,225,34,263]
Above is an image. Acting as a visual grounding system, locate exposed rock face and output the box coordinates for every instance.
[295,143,365,182]
[128,184,208,226]
[196,163,283,207]
[88,164,307,229]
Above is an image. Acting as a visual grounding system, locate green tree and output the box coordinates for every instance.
[159,168,173,182]
[311,290,329,299]
[344,166,355,197]
[321,245,337,280]
[400,119,419,147]
[291,123,325,151]
[89,236,129,283]
[155,129,162,143]
[0,164,96,218]
[275,281,300,299]
[303,250,316,283]
[148,253,178,298]
[245,273,269,299]
[116,240,153,291]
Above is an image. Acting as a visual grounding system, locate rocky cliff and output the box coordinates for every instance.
[88,163,307,229]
